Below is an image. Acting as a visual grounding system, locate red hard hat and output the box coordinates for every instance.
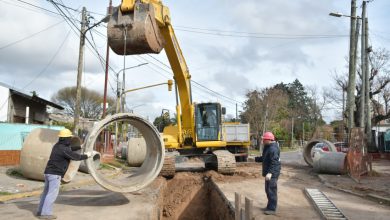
[262,132,275,141]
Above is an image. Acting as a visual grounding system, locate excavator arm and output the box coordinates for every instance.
[108,0,194,146]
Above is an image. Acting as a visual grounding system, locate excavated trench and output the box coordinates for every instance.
[157,172,234,220]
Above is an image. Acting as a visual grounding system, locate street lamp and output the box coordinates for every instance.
[111,63,148,114]
[329,3,361,139]
[120,63,149,113]
[329,12,361,19]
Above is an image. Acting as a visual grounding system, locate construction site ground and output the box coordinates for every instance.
[0,150,389,220]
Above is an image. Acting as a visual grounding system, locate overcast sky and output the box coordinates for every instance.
[0,0,389,122]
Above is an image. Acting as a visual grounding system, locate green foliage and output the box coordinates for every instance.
[6,168,23,178]
[52,121,74,131]
[51,86,116,119]
[153,115,173,132]
[241,79,324,141]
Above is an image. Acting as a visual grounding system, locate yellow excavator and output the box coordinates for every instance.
[107,0,250,176]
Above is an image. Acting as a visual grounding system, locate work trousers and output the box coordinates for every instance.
[37,174,61,216]
[265,177,278,211]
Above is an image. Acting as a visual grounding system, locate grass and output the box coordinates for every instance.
[99,163,116,170]
[0,191,12,196]
[6,168,24,178]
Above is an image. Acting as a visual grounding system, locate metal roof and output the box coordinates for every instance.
[0,82,64,110]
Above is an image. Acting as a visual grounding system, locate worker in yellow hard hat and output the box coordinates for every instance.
[36,128,92,219]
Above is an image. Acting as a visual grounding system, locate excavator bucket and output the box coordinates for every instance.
[107,2,164,55]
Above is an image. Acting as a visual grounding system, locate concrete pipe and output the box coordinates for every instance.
[303,139,337,167]
[84,113,164,193]
[20,128,82,182]
[79,151,101,174]
[313,150,347,174]
[127,137,147,167]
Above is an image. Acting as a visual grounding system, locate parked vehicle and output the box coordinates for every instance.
[334,142,349,153]
[311,142,329,158]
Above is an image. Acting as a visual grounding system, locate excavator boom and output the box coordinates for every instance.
[108,0,194,146]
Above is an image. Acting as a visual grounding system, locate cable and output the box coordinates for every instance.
[22,29,72,90]
[0,20,64,50]
[47,0,78,12]
[174,28,349,39]
[13,0,60,15]
[175,25,348,37]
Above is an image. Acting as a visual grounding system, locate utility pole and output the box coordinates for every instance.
[345,0,358,135]
[102,0,112,118]
[364,13,372,147]
[235,103,238,122]
[262,103,268,135]
[73,7,87,135]
[291,117,294,148]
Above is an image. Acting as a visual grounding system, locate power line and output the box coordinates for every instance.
[174,28,348,39]
[0,20,64,50]
[22,29,71,90]
[47,0,78,12]
[175,25,348,37]
[13,0,60,15]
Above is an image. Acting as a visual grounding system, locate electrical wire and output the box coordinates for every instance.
[0,20,65,50]
[174,28,349,39]
[175,25,349,37]
[22,29,72,90]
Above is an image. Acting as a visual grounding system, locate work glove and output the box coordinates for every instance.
[265,173,272,181]
[84,151,93,158]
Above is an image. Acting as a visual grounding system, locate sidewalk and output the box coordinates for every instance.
[318,159,390,205]
[0,166,95,203]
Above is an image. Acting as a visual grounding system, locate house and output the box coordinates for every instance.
[0,82,65,166]
[0,82,63,124]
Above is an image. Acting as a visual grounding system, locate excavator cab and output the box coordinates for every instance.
[195,103,222,141]
[107,0,164,55]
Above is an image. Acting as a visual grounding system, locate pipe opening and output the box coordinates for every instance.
[84,113,164,193]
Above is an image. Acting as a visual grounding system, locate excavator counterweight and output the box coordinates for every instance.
[107,1,164,55]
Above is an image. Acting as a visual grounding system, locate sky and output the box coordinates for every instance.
[0,0,389,123]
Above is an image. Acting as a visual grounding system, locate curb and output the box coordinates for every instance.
[317,175,390,206]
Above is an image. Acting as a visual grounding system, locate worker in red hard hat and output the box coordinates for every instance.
[259,131,281,215]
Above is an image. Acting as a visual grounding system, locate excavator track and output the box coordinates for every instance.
[211,150,236,175]
[159,155,175,178]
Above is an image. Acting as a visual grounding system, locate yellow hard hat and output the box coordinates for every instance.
[58,129,73,138]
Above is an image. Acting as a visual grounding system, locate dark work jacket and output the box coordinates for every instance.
[261,142,281,178]
[44,138,87,177]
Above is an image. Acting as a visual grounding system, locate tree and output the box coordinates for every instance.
[240,79,322,142]
[328,47,390,129]
[51,86,115,119]
[153,114,174,132]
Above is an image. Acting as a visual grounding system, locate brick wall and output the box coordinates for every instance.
[0,150,20,166]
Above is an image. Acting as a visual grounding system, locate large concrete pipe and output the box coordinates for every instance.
[79,151,101,174]
[127,137,147,167]
[313,150,347,174]
[20,128,82,182]
[303,139,337,167]
[84,113,164,193]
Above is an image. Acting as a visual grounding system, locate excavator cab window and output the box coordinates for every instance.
[195,103,221,141]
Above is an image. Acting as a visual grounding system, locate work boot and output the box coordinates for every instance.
[264,210,276,215]
[37,215,57,219]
